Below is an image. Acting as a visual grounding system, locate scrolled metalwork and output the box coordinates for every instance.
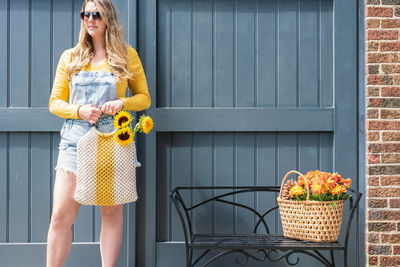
[234,249,267,265]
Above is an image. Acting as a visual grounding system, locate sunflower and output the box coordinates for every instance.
[114,127,133,146]
[114,111,132,129]
[141,116,154,134]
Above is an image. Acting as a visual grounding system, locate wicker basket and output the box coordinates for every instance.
[277,170,344,242]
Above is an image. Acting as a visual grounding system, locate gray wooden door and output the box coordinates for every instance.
[0,0,138,266]
[137,0,364,266]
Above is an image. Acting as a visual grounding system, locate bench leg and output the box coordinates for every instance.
[186,247,191,267]
[330,250,335,267]
[344,249,347,267]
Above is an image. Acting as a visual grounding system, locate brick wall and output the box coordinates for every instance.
[366,0,400,266]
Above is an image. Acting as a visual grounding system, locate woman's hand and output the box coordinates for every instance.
[78,104,103,124]
[98,99,124,116]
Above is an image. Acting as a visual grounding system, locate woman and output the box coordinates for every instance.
[47,0,151,266]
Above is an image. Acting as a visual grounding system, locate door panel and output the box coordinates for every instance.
[148,0,361,266]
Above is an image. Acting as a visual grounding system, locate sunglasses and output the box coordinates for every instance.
[80,11,101,21]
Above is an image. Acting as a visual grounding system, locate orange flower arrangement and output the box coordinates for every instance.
[286,170,352,203]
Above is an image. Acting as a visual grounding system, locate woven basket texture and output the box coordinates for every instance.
[75,126,137,206]
[278,170,344,242]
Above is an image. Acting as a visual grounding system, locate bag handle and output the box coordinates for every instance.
[90,125,118,137]
[279,170,310,201]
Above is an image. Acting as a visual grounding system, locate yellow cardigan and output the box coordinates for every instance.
[49,46,151,119]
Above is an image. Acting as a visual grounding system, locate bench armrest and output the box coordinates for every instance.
[344,189,363,248]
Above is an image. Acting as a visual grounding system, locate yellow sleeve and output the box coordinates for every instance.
[119,46,151,111]
[48,49,81,119]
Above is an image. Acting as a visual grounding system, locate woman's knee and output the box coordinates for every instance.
[49,209,77,230]
[100,205,123,222]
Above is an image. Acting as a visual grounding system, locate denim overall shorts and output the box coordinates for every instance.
[55,71,141,175]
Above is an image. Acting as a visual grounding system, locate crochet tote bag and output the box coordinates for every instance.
[74,126,138,206]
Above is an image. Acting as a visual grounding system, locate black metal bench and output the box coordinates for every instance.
[170,186,362,267]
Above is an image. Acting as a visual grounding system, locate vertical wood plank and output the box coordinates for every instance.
[156,0,171,107]
[31,0,51,107]
[193,0,213,107]
[52,0,73,73]
[9,0,29,107]
[0,0,8,107]
[236,133,255,234]
[0,133,7,242]
[298,132,319,173]
[256,133,277,234]
[257,0,277,108]
[31,133,51,242]
[236,0,255,107]
[171,0,191,107]
[299,0,319,107]
[215,0,234,107]
[9,133,29,242]
[321,0,334,108]
[171,133,192,241]
[214,133,234,234]
[278,0,297,107]
[192,133,213,234]
[156,133,170,241]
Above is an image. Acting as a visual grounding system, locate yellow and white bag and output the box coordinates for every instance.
[74,126,138,206]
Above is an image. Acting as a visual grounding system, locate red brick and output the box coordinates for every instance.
[369,256,378,265]
[381,42,400,51]
[369,245,392,255]
[369,187,400,197]
[368,233,380,243]
[368,176,380,186]
[382,19,400,28]
[382,65,400,74]
[368,41,380,51]
[369,199,388,208]
[367,121,400,130]
[381,87,400,96]
[369,154,381,164]
[381,176,400,186]
[368,65,380,74]
[382,234,400,243]
[381,256,400,266]
[369,210,400,221]
[368,98,384,107]
[367,30,399,40]
[381,109,400,118]
[368,109,379,119]
[367,7,394,17]
[394,75,400,85]
[369,143,400,153]
[390,199,400,208]
[394,246,400,255]
[367,87,380,97]
[368,132,380,141]
[382,154,400,163]
[368,75,383,85]
[367,19,381,28]
[380,256,400,266]
[369,222,396,232]
[368,53,400,63]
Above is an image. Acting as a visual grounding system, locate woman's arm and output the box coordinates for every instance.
[48,49,82,119]
[118,46,151,111]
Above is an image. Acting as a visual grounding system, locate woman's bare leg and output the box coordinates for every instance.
[99,205,123,267]
[46,169,80,267]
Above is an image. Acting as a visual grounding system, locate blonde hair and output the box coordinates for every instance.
[66,0,134,82]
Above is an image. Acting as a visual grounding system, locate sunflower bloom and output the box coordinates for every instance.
[114,111,132,129]
[114,127,133,146]
[289,185,305,197]
[141,116,154,134]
